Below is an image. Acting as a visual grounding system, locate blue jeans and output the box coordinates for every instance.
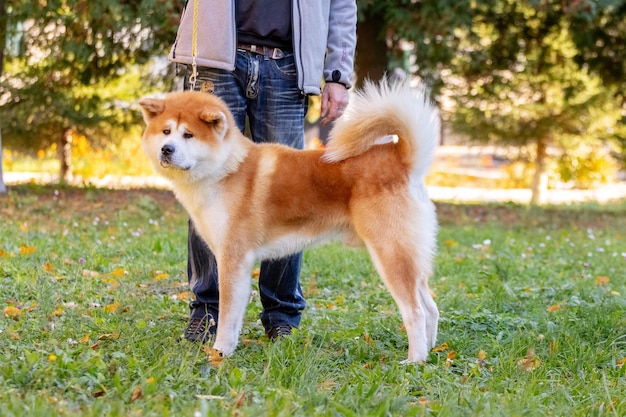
[183,49,308,331]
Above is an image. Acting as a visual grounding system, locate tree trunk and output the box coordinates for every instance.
[59,129,74,183]
[354,9,388,88]
[0,127,6,194]
[530,136,549,205]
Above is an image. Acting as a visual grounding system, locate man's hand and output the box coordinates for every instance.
[321,82,348,125]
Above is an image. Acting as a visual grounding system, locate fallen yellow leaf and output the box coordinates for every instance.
[446,350,456,367]
[153,273,169,281]
[478,350,487,367]
[104,278,119,291]
[104,303,119,313]
[3,306,20,319]
[98,333,120,340]
[432,342,449,352]
[174,291,192,300]
[112,268,127,277]
[131,386,142,402]
[444,239,459,247]
[546,304,560,313]
[517,348,540,371]
[595,276,610,286]
[204,346,225,366]
[23,303,37,312]
[19,245,36,255]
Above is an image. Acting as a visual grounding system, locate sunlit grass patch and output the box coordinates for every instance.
[1,185,625,416]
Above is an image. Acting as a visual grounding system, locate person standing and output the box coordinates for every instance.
[168,0,357,343]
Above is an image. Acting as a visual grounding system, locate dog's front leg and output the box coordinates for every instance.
[212,252,255,357]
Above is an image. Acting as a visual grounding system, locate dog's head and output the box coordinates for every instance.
[139,91,240,182]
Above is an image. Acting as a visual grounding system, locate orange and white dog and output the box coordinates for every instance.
[139,80,440,363]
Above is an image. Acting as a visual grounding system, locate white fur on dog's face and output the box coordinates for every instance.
[139,94,236,183]
[143,119,205,171]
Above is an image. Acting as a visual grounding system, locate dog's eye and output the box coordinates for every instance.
[163,129,171,135]
[183,132,193,139]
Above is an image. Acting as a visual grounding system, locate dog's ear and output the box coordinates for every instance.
[138,97,165,124]
[200,110,228,137]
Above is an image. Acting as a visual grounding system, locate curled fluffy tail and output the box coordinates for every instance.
[323,79,440,178]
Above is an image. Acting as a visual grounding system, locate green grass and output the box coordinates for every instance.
[1,185,625,416]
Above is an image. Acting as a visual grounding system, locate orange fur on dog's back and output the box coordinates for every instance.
[139,78,441,363]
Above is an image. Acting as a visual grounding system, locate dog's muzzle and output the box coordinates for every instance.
[160,144,175,166]
[159,144,190,170]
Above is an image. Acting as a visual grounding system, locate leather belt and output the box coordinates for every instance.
[237,43,290,59]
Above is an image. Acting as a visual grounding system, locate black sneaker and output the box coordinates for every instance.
[183,314,216,343]
[266,324,294,341]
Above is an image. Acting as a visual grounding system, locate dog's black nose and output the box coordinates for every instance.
[161,144,175,156]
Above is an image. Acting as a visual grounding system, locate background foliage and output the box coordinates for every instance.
[357,0,626,202]
[0,0,179,180]
[1,0,625,197]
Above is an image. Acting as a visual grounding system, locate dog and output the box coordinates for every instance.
[139,79,440,363]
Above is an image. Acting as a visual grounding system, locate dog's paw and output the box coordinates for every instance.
[400,356,427,366]
[212,338,238,357]
[406,343,430,364]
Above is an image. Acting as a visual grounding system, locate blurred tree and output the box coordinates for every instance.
[570,1,626,167]
[442,1,623,202]
[0,0,179,182]
[360,0,625,203]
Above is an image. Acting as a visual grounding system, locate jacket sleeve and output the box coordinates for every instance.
[323,0,357,89]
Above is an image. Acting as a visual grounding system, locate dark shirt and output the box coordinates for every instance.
[236,0,292,49]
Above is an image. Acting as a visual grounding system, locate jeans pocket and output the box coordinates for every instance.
[271,55,297,80]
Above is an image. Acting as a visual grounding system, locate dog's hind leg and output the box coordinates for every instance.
[212,251,255,357]
[418,276,439,349]
[365,240,430,363]
[355,200,437,363]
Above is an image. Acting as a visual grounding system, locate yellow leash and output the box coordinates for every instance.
[189,0,199,90]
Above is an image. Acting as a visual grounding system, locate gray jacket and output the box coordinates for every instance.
[168,0,357,95]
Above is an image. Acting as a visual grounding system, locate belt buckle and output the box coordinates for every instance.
[271,48,284,59]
